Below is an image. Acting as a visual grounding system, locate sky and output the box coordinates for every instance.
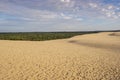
[0,0,120,32]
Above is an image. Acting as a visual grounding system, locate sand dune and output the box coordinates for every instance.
[0,32,120,80]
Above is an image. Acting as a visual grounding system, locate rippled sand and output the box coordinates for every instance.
[0,32,120,80]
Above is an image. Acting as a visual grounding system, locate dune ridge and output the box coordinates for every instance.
[0,32,120,80]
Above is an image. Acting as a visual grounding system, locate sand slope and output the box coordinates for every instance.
[0,32,120,80]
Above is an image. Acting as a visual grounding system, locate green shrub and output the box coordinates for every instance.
[0,32,98,41]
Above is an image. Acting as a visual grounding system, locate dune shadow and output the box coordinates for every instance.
[109,33,120,36]
[68,40,120,53]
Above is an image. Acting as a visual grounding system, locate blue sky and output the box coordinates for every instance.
[0,0,120,32]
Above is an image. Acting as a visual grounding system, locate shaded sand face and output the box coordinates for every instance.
[0,32,120,80]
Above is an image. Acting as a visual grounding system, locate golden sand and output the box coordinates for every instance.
[0,32,120,80]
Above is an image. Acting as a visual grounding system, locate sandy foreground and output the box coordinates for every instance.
[0,32,120,80]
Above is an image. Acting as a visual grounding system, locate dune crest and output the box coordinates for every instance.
[0,32,120,80]
[68,32,120,52]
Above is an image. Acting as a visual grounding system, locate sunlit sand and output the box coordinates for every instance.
[0,32,120,80]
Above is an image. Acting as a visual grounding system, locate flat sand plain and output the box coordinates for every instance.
[0,32,120,80]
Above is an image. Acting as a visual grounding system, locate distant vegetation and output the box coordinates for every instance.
[0,31,102,41]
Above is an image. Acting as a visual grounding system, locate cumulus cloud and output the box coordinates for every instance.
[60,0,70,3]
[89,3,98,8]
[60,13,72,19]
[0,0,120,20]
[108,6,113,9]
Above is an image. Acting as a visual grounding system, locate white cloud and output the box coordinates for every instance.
[0,0,120,32]
[102,8,106,12]
[108,6,113,9]
[89,3,97,8]
[60,0,70,3]
[60,13,72,19]
[1,0,119,21]
[76,18,83,21]
[106,12,112,17]
[0,2,60,21]
[88,3,118,19]
[20,17,36,21]
[116,7,120,10]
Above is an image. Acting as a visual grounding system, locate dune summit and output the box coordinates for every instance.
[0,32,120,80]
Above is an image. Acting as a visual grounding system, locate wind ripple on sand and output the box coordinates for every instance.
[0,32,120,80]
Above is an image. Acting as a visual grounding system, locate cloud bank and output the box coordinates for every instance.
[0,0,120,32]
